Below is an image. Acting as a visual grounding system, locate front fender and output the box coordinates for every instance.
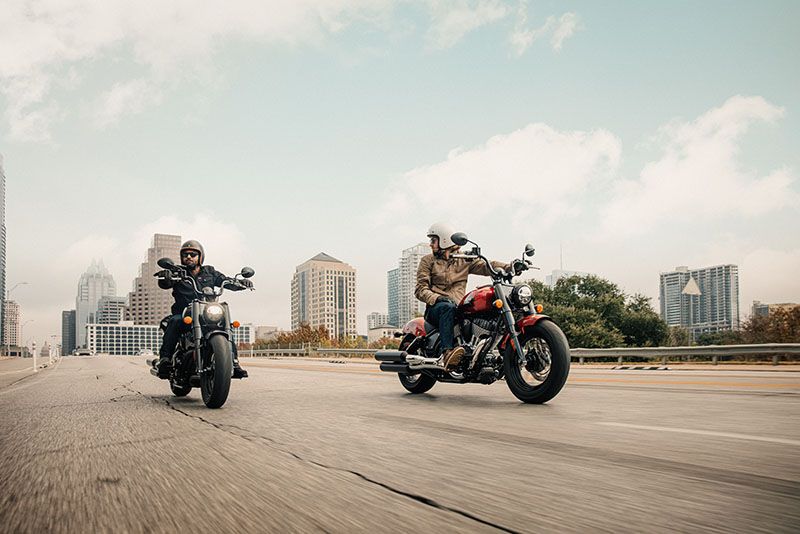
[498,314,551,351]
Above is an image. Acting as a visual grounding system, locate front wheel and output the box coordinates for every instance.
[200,335,232,409]
[504,320,570,404]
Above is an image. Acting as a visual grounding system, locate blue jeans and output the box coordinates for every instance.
[426,300,457,355]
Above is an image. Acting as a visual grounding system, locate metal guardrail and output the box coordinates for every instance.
[570,344,800,365]
[244,343,800,365]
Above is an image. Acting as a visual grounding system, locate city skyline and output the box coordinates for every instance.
[1,2,798,345]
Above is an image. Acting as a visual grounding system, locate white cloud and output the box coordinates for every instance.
[599,96,796,238]
[551,12,579,51]
[94,78,164,127]
[377,122,621,226]
[0,0,529,141]
[510,7,579,55]
[426,0,509,49]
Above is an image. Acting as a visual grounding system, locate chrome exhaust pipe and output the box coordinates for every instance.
[405,354,445,371]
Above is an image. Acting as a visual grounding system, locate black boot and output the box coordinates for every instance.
[154,355,172,379]
[232,358,248,379]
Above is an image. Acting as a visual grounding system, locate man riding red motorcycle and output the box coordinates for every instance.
[416,222,509,371]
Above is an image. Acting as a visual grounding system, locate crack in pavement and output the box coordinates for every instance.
[117,382,518,533]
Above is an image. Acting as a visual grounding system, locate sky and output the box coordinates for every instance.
[1,0,799,346]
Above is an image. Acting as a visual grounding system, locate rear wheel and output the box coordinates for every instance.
[397,335,436,394]
[504,320,570,404]
[200,335,232,409]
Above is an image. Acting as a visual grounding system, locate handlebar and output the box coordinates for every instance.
[155,266,254,297]
[452,249,536,282]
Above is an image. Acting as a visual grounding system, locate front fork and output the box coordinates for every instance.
[495,282,526,366]
[192,301,203,375]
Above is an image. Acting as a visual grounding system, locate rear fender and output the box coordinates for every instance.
[402,317,426,337]
[498,315,551,351]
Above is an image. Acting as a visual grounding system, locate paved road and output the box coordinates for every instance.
[0,356,798,533]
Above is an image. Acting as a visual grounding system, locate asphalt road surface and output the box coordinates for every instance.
[1,356,798,533]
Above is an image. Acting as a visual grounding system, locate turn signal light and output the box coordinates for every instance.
[232,321,241,328]
[493,299,503,309]
[183,316,193,325]
[535,304,544,314]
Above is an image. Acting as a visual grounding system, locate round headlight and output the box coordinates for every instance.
[513,285,533,306]
[204,304,224,322]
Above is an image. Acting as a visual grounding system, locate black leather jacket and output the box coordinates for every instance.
[158,265,244,315]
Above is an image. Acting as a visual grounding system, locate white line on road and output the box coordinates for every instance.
[598,422,800,447]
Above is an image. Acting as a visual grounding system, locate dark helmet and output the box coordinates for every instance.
[180,240,205,265]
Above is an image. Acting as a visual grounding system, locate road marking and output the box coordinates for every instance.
[571,377,800,388]
[598,422,800,447]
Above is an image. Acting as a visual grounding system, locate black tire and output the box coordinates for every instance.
[170,383,192,397]
[398,335,436,394]
[200,335,232,409]
[504,320,570,404]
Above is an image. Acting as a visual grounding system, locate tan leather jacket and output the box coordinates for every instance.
[415,253,510,307]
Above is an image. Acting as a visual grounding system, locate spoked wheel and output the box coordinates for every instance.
[200,335,232,409]
[397,335,436,394]
[504,320,570,404]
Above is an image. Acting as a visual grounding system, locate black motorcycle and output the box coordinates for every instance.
[148,257,255,408]
[376,232,570,404]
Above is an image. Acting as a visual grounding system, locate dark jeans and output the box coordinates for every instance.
[426,300,457,355]
[160,314,189,359]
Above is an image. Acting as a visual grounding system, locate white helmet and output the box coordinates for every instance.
[427,222,457,249]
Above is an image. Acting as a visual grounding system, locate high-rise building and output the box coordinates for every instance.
[659,264,739,339]
[387,243,427,328]
[96,296,127,324]
[0,154,6,346]
[2,300,19,346]
[62,310,76,355]
[126,234,181,326]
[367,312,390,330]
[387,268,399,327]
[291,253,357,338]
[751,301,799,318]
[75,260,117,348]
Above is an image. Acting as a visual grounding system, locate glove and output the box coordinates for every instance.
[155,269,172,279]
[512,260,528,275]
[240,279,253,288]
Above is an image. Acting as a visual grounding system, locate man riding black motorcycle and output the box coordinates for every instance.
[415,223,509,371]
[153,240,252,378]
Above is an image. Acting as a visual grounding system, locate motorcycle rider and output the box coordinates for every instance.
[154,240,252,378]
[415,223,509,371]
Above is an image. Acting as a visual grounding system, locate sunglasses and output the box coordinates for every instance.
[181,251,199,258]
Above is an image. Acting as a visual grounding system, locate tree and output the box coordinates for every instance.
[741,307,800,343]
[527,276,668,348]
[265,323,330,346]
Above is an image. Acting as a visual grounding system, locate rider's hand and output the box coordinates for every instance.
[155,269,171,279]
[512,259,528,275]
[240,279,253,289]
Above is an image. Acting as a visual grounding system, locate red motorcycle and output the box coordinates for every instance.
[376,233,570,403]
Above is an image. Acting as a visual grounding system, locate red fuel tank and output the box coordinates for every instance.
[459,285,496,315]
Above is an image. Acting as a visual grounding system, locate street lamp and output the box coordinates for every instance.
[20,320,33,354]
[4,282,28,357]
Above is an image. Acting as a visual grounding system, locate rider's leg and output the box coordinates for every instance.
[231,342,248,379]
[427,301,464,369]
[157,314,183,374]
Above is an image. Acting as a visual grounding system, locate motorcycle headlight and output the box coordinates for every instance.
[511,284,533,307]
[204,304,225,323]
